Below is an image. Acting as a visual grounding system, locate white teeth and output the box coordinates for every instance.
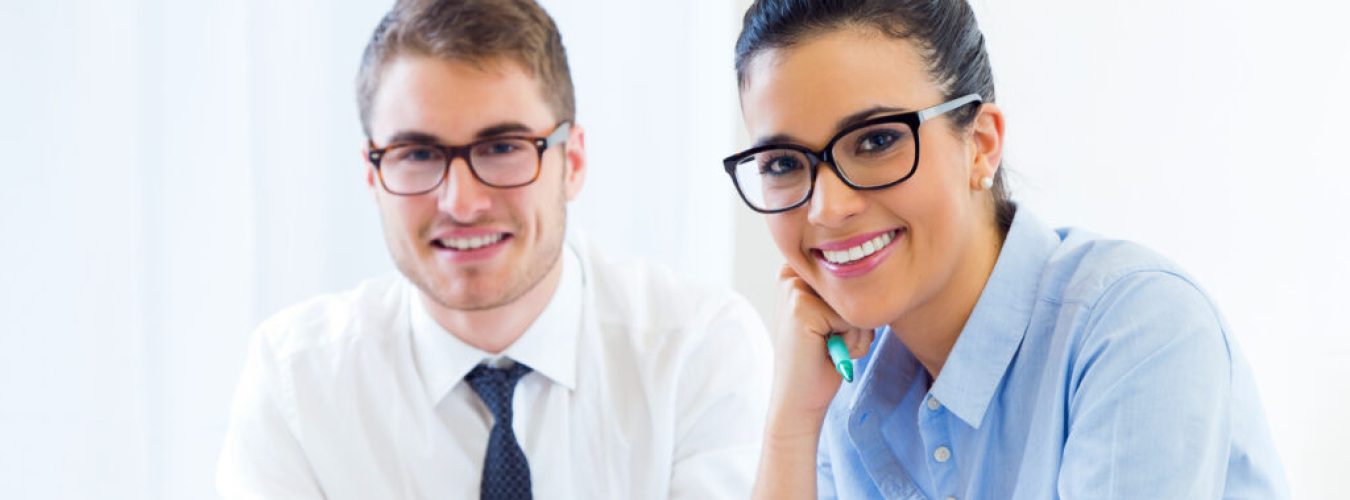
[821,230,897,265]
[438,233,504,250]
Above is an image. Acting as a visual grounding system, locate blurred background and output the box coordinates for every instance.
[1,0,1345,497]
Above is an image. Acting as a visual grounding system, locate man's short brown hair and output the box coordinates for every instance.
[356,0,576,137]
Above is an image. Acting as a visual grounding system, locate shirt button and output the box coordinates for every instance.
[934,446,952,463]
[927,396,941,411]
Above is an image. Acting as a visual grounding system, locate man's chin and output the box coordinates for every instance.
[422,278,516,312]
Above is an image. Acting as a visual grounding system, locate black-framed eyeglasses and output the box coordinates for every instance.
[722,94,982,213]
[367,121,571,195]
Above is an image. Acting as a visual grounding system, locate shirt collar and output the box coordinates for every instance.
[410,243,584,404]
[928,207,1061,428]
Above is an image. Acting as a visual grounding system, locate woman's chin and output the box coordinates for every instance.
[828,299,902,331]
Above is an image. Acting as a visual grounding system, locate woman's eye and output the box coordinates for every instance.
[856,131,901,153]
[761,156,802,176]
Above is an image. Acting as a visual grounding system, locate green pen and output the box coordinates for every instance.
[826,333,854,383]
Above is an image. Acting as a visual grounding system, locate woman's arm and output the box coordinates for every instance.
[1059,271,1245,498]
[753,266,873,499]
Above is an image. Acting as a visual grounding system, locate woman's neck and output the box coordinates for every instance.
[890,219,1004,380]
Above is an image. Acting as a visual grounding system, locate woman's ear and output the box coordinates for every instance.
[969,102,1005,186]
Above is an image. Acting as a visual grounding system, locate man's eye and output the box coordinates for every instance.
[481,141,523,156]
[395,146,442,163]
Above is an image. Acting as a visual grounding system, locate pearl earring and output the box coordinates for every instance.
[979,177,994,190]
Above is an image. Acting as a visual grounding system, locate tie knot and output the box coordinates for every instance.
[465,362,532,419]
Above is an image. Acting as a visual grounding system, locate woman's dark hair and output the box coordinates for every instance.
[735,0,1013,233]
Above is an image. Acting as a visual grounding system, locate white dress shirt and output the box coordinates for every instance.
[217,235,772,499]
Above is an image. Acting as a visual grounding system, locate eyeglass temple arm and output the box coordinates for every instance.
[546,121,572,146]
[917,93,983,122]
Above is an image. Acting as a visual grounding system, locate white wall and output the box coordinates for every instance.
[731,1,1350,497]
[729,0,1350,497]
[976,1,1350,497]
[0,0,739,498]
[1,0,1345,498]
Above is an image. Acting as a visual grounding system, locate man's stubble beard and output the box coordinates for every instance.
[391,188,568,314]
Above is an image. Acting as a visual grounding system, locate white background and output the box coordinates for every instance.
[1,0,1345,498]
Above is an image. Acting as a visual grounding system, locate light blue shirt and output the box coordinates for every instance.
[818,209,1288,499]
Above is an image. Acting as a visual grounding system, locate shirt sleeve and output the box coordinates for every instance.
[816,418,838,500]
[667,294,773,500]
[1058,271,1234,498]
[217,327,325,499]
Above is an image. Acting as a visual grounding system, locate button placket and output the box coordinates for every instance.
[933,446,952,463]
[918,392,959,500]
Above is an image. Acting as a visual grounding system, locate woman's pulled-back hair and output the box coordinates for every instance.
[735,0,1013,232]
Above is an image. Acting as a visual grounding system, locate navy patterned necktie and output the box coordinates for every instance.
[465,362,534,500]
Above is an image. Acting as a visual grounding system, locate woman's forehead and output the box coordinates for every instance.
[739,29,941,146]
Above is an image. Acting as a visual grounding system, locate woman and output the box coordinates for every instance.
[722,1,1289,498]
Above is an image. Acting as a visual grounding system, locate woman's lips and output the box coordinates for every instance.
[812,228,904,278]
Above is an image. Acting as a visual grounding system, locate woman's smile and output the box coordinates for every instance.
[810,227,905,278]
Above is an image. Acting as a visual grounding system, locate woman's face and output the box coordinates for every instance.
[739,28,999,329]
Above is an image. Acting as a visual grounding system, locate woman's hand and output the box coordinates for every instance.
[753,265,875,499]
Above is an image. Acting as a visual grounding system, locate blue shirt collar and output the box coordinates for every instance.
[927,208,1061,427]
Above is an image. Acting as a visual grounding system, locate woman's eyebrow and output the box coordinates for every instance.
[833,105,910,131]
[752,133,804,148]
[752,105,915,149]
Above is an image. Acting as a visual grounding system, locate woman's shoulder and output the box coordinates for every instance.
[1033,226,1232,370]
[1038,226,1206,309]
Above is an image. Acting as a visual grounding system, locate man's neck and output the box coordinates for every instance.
[422,253,565,354]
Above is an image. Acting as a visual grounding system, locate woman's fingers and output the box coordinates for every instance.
[841,327,874,359]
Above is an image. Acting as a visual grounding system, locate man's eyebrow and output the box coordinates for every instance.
[381,122,537,146]
[751,105,915,149]
[385,130,442,145]
[474,122,534,139]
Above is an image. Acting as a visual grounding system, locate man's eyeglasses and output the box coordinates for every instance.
[722,94,982,213]
[367,121,571,195]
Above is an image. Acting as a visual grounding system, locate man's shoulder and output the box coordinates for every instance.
[571,237,771,405]
[253,273,408,360]
[574,239,761,338]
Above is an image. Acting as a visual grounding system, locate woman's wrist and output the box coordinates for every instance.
[754,407,826,500]
[763,401,827,446]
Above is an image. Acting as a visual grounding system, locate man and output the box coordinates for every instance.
[216,0,770,497]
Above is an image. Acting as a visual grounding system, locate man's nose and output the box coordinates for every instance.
[437,157,492,219]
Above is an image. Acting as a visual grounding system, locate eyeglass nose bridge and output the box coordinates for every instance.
[422,144,500,193]
[438,147,485,192]
[804,152,864,203]
[801,148,860,197]
[438,142,476,173]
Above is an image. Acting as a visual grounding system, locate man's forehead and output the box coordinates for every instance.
[369,54,555,143]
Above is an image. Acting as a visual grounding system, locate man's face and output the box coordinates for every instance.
[365,54,585,311]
